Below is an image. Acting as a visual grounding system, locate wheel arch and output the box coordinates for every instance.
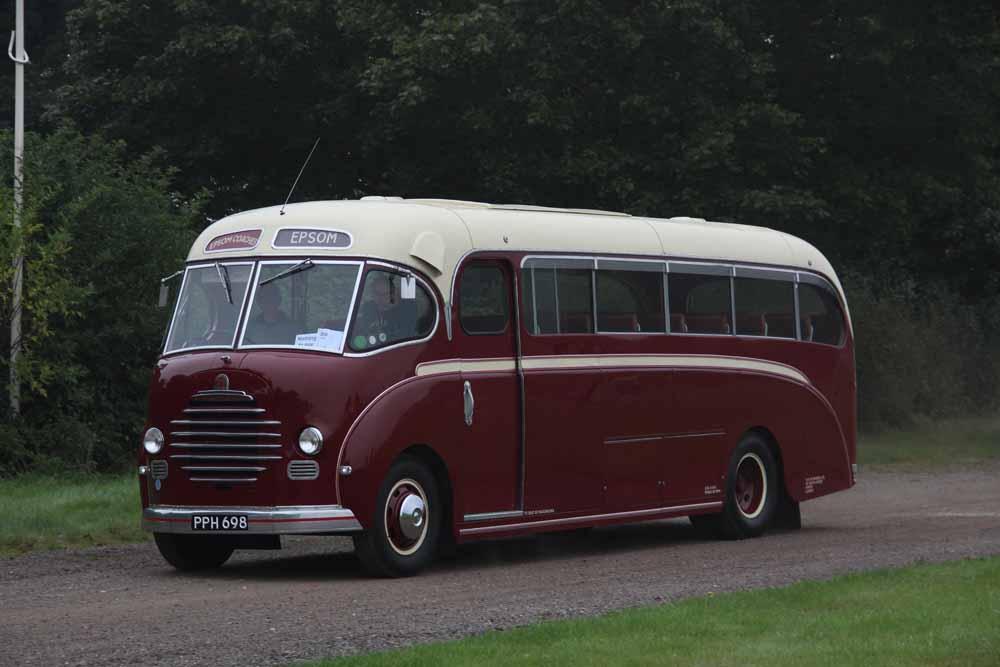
[742,424,801,528]
[744,425,786,493]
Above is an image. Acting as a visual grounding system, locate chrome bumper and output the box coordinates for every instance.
[143,504,363,534]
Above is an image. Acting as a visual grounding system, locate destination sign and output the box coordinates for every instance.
[273,228,353,250]
[204,229,262,253]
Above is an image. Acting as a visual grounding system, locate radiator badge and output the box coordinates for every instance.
[214,374,230,391]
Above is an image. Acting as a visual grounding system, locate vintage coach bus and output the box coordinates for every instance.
[140,197,855,576]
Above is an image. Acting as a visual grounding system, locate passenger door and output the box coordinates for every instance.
[454,259,522,517]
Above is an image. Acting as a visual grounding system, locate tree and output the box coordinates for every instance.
[0,128,196,472]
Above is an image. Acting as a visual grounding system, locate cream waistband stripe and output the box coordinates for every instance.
[416,354,808,384]
[415,358,517,376]
[521,354,809,384]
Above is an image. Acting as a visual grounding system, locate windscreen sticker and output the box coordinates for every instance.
[205,229,262,253]
[294,328,344,351]
[273,228,353,250]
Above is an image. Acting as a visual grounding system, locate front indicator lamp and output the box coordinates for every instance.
[143,427,164,455]
[298,427,324,456]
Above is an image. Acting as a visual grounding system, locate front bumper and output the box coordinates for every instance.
[142,504,363,534]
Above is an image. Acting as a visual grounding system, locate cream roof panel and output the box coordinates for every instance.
[187,199,846,322]
[451,208,664,257]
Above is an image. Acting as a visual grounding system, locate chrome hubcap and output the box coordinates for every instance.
[384,478,429,556]
[398,494,425,541]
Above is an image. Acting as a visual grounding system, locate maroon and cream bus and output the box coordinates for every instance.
[140,197,855,576]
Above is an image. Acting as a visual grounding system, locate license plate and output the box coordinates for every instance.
[191,514,249,531]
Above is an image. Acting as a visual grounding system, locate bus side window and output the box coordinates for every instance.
[595,261,666,333]
[459,264,509,335]
[668,268,733,335]
[798,281,845,346]
[522,259,595,335]
[734,273,795,338]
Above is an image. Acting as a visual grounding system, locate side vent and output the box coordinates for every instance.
[150,460,168,480]
[287,460,319,481]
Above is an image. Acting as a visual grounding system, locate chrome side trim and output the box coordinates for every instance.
[142,504,363,534]
[604,430,726,445]
[459,501,723,536]
[463,510,524,522]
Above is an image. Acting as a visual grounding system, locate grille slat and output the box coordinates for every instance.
[171,443,282,450]
[168,389,284,485]
[170,454,282,461]
[170,431,281,438]
[182,465,266,473]
[170,419,281,427]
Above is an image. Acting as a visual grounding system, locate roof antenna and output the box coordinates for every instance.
[280,137,320,216]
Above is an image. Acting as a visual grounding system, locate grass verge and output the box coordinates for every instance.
[0,473,144,557]
[858,416,1000,469]
[299,557,1000,667]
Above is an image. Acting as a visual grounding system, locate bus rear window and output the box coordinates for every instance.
[799,280,845,346]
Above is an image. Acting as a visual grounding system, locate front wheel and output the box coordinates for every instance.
[154,533,235,571]
[353,456,442,577]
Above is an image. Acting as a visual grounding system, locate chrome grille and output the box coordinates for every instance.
[150,459,168,480]
[168,389,282,484]
[287,460,320,480]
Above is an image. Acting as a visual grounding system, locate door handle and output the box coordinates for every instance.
[463,380,475,426]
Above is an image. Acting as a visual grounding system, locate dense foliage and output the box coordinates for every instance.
[1,2,998,471]
[0,130,196,474]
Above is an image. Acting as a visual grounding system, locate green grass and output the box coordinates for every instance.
[0,473,145,556]
[859,416,1000,469]
[299,557,1000,667]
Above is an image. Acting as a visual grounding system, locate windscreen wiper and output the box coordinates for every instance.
[260,259,314,286]
[215,262,233,304]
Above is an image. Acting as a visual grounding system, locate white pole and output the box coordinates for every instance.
[10,0,25,416]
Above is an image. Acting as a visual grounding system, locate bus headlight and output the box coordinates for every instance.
[298,427,324,456]
[143,427,164,455]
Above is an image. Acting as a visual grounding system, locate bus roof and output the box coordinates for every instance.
[188,198,844,301]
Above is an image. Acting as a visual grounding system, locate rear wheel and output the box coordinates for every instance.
[353,456,442,577]
[719,434,779,538]
[690,434,779,540]
[154,533,235,571]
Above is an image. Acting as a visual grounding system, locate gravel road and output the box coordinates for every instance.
[2,466,999,667]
